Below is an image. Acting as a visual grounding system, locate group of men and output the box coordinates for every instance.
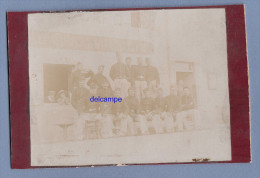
[69,54,199,139]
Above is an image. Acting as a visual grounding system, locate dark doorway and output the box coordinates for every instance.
[43,64,73,103]
[176,72,197,100]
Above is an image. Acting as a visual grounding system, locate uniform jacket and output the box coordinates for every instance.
[179,95,194,111]
[140,97,155,113]
[109,62,128,80]
[145,65,160,84]
[165,94,179,112]
[125,96,140,114]
[133,65,146,81]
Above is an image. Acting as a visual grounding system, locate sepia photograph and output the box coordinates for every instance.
[28,8,231,166]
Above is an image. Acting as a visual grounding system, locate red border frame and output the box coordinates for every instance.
[8,4,251,169]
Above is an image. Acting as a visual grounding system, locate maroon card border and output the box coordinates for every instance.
[8,4,250,169]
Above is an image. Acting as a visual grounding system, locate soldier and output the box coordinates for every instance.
[98,80,115,138]
[82,82,101,120]
[145,57,160,90]
[176,87,200,131]
[125,57,134,86]
[97,80,113,98]
[125,87,148,135]
[71,85,89,140]
[70,62,93,88]
[112,88,134,136]
[71,86,89,115]
[70,62,93,114]
[74,82,101,140]
[109,53,129,98]
[164,85,180,132]
[140,88,164,134]
[133,57,147,102]
[87,65,110,89]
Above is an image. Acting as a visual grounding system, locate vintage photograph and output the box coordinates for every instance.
[28,8,231,166]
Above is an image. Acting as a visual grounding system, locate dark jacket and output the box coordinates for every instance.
[70,70,93,88]
[165,94,179,112]
[140,97,155,113]
[125,96,140,115]
[145,65,160,84]
[179,95,194,111]
[109,62,128,80]
[87,73,109,88]
[71,87,89,114]
[112,100,129,115]
[84,92,100,113]
[133,65,146,81]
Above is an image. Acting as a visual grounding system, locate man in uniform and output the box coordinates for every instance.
[87,65,110,89]
[125,57,134,86]
[98,80,114,138]
[164,85,180,132]
[176,87,200,131]
[145,57,160,91]
[112,88,134,136]
[70,62,93,114]
[133,57,147,102]
[97,80,113,98]
[109,53,129,98]
[125,87,148,135]
[140,88,163,134]
[71,86,89,115]
[70,62,93,88]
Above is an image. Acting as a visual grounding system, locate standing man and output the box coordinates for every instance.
[70,62,93,88]
[125,57,134,86]
[70,62,93,113]
[133,57,147,102]
[176,87,200,131]
[98,80,114,138]
[109,53,129,98]
[164,85,180,132]
[145,57,160,91]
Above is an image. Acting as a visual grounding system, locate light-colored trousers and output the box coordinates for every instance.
[162,112,175,132]
[99,114,114,138]
[134,80,147,102]
[73,113,101,140]
[116,114,135,136]
[133,114,149,134]
[114,78,129,98]
[176,109,200,131]
[140,113,163,133]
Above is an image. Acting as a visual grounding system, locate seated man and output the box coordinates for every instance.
[164,85,179,132]
[112,88,134,136]
[154,88,175,132]
[87,65,110,89]
[176,87,200,131]
[125,87,148,135]
[98,82,115,138]
[73,82,101,140]
[140,88,164,134]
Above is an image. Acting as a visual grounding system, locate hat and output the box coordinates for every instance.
[56,90,67,98]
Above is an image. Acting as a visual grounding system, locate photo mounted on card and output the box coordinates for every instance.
[8,5,251,168]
